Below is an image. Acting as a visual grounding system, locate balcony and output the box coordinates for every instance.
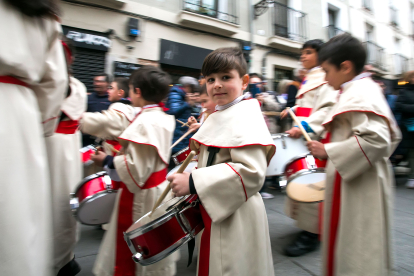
[394,54,409,75]
[327,25,346,39]
[179,0,239,36]
[390,6,398,27]
[363,41,385,71]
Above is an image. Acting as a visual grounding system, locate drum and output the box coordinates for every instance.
[168,161,197,176]
[171,147,192,166]
[80,145,96,166]
[266,133,308,176]
[284,154,327,203]
[124,194,204,266]
[70,171,120,225]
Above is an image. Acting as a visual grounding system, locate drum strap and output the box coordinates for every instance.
[187,146,220,267]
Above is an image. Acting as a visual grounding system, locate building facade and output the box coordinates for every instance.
[61,0,414,92]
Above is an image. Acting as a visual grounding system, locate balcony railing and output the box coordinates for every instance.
[183,0,238,25]
[394,54,409,75]
[390,6,398,26]
[327,25,346,39]
[363,41,385,71]
[273,2,307,43]
[363,0,372,11]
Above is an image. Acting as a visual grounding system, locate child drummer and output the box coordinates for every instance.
[168,47,276,276]
[308,34,401,276]
[87,66,178,276]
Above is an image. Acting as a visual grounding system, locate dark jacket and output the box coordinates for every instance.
[166,86,193,154]
[395,84,414,149]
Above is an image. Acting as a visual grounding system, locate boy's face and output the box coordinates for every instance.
[205,69,249,106]
[300,47,319,70]
[108,81,122,102]
[321,61,352,90]
[200,93,216,114]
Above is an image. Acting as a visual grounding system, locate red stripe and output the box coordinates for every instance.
[320,132,331,144]
[114,181,136,276]
[55,120,79,134]
[123,155,166,189]
[0,75,29,87]
[296,82,327,99]
[198,204,212,276]
[296,107,312,117]
[354,136,372,166]
[225,163,248,201]
[118,137,169,165]
[42,116,58,124]
[327,172,342,276]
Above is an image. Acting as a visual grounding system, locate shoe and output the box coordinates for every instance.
[260,192,274,199]
[57,257,81,276]
[406,179,414,189]
[284,231,320,257]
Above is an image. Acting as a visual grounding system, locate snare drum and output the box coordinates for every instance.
[80,145,96,166]
[124,195,204,266]
[266,134,308,176]
[70,171,120,225]
[284,154,327,203]
[168,161,197,176]
[171,147,192,166]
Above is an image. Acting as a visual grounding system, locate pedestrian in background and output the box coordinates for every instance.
[395,70,414,188]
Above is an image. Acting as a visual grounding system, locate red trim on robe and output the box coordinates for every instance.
[118,137,169,165]
[122,155,167,189]
[112,109,133,122]
[106,139,122,155]
[114,182,136,276]
[42,116,58,124]
[225,163,248,201]
[295,82,327,99]
[322,110,392,129]
[198,204,212,276]
[55,120,79,134]
[296,107,312,117]
[0,75,29,87]
[354,136,372,166]
[328,171,342,276]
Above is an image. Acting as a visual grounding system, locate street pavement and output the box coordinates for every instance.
[74,176,414,275]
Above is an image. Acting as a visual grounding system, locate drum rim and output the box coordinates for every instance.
[72,190,118,225]
[172,146,190,166]
[73,171,108,195]
[286,168,326,183]
[126,195,191,238]
[129,234,193,266]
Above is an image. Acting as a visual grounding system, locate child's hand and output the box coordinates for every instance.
[189,123,201,133]
[286,127,302,138]
[167,172,191,197]
[90,151,107,167]
[187,116,198,125]
[280,109,289,119]
[307,141,328,160]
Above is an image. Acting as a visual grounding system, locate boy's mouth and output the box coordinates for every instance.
[213,93,226,97]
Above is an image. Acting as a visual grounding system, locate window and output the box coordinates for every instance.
[183,0,237,24]
[365,23,374,42]
[363,0,372,11]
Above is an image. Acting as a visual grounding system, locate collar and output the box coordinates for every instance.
[143,104,159,109]
[340,72,371,90]
[215,94,249,111]
[308,66,321,73]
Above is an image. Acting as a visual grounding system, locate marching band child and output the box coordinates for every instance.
[168,47,275,276]
[308,34,401,276]
[89,66,177,276]
[186,84,216,132]
[280,39,338,257]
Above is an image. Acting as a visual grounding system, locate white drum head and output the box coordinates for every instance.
[286,172,326,203]
[77,192,118,225]
[167,161,197,177]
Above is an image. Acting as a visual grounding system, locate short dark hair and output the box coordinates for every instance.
[249,73,262,80]
[318,34,366,75]
[129,65,171,103]
[202,47,247,77]
[302,39,324,52]
[94,73,111,83]
[113,78,129,98]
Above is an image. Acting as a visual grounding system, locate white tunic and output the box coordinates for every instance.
[0,2,67,275]
[44,76,87,273]
[189,99,275,276]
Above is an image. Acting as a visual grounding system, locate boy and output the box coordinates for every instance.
[88,66,177,276]
[45,40,87,276]
[280,39,338,257]
[81,77,136,177]
[168,47,275,276]
[308,34,401,276]
[186,84,216,131]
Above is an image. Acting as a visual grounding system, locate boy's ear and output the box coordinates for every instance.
[241,74,249,90]
[134,87,142,98]
[340,60,354,75]
[118,89,125,98]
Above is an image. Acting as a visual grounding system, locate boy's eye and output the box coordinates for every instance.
[207,78,214,83]
[222,75,230,80]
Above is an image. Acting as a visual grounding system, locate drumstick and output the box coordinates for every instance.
[106,143,120,154]
[262,111,281,116]
[176,119,189,127]
[286,107,312,142]
[170,129,193,150]
[151,150,196,214]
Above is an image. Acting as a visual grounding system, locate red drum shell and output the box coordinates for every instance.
[285,155,326,180]
[172,147,192,165]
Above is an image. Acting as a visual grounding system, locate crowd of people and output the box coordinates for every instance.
[1,0,414,276]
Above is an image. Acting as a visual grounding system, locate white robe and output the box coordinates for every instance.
[0,3,67,276]
[321,77,401,276]
[286,67,338,234]
[189,99,275,276]
[44,76,87,274]
[93,106,178,276]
